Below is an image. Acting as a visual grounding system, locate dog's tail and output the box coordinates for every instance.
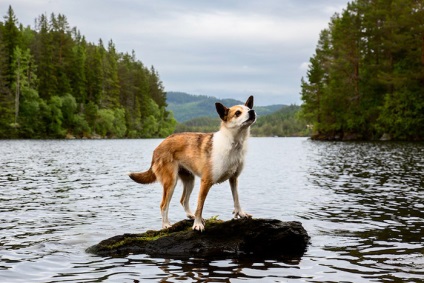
[128,168,157,184]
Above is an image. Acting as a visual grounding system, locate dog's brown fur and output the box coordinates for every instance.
[129,96,256,231]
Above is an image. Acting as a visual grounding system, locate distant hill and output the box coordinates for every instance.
[174,104,311,137]
[166,92,285,122]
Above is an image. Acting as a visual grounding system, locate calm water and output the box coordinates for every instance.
[0,138,423,282]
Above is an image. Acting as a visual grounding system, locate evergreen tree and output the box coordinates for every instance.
[33,13,57,99]
[149,66,167,108]
[0,19,14,136]
[100,40,120,108]
[11,46,37,127]
[68,31,87,104]
[85,42,103,104]
[50,13,73,96]
[2,6,20,87]
[299,29,332,129]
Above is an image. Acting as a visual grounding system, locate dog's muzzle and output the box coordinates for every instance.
[244,109,256,125]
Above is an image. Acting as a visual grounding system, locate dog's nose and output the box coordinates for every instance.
[248,109,256,120]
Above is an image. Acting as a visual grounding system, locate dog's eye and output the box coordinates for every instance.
[235,111,242,117]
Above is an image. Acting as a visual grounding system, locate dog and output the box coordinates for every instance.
[129,96,256,231]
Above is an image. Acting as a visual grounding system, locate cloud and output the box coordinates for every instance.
[299,62,311,71]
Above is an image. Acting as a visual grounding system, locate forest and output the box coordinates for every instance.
[0,6,176,139]
[300,0,424,141]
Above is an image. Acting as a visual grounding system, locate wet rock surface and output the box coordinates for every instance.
[87,218,310,259]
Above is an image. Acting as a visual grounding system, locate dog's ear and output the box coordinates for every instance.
[245,96,254,109]
[215,103,229,121]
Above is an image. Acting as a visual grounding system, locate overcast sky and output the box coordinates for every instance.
[6,0,349,106]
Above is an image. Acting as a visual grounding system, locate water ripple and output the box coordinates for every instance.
[301,141,424,282]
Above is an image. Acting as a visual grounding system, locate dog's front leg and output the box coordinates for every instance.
[229,176,252,219]
[192,179,212,231]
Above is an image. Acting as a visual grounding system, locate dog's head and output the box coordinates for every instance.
[215,96,256,130]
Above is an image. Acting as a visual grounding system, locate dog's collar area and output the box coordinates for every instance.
[231,141,242,150]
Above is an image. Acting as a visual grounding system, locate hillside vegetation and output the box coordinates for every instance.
[167,92,284,122]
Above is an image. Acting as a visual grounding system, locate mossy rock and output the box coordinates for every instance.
[87,218,310,258]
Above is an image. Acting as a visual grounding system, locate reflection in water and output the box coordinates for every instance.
[0,139,423,282]
[303,141,424,282]
[47,255,304,282]
[127,256,303,282]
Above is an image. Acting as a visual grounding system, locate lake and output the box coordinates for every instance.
[0,138,423,282]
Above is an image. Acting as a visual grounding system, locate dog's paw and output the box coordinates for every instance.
[192,219,205,232]
[186,213,195,220]
[233,210,252,219]
[162,222,172,229]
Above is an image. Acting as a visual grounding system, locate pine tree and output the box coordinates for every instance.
[11,46,36,125]
[85,42,103,105]
[50,13,73,96]
[33,13,57,99]
[149,65,167,108]
[69,30,87,104]
[0,6,21,136]
[99,40,120,108]
[2,5,20,87]
[299,29,332,132]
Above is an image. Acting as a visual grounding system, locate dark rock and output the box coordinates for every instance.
[86,218,310,259]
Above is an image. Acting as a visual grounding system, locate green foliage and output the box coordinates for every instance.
[252,105,311,137]
[140,115,159,138]
[174,116,220,133]
[95,109,115,137]
[113,108,127,138]
[18,87,42,137]
[0,6,176,138]
[46,95,65,138]
[300,0,424,140]
[157,108,177,137]
[60,93,77,129]
[72,113,90,137]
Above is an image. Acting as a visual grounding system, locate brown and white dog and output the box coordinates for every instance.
[129,96,256,231]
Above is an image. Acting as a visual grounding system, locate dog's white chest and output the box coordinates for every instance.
[211,131,246,183]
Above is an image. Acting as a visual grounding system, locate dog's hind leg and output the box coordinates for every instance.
[158,163,178,229]
[178,167,195,219]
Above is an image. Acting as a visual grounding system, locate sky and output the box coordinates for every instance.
[5,0,349,106]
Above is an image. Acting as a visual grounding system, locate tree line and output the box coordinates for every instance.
[0,6,176,139]
[300,0,424,141]
[252,105,310,137]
